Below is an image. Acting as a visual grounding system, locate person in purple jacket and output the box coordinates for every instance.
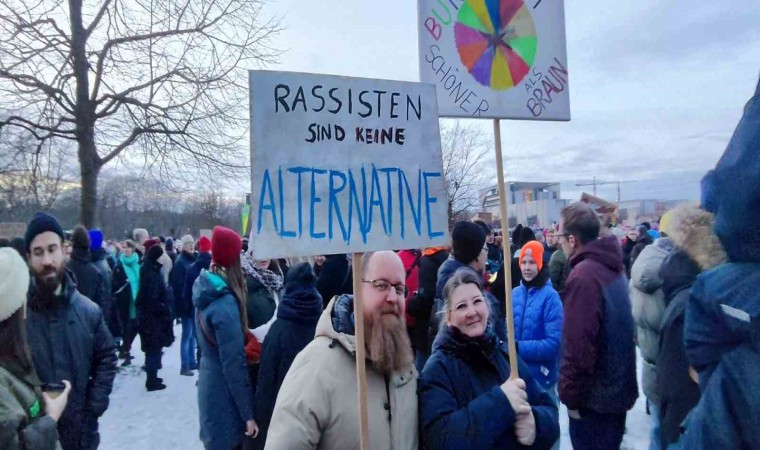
[556,202,638,450]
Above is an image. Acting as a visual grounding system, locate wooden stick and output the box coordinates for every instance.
[493,119,519,380]
[352,253,370,450]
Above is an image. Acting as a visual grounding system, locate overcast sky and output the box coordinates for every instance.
[262,0,760,202]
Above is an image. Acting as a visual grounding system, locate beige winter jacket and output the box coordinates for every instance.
[265,295,418,450]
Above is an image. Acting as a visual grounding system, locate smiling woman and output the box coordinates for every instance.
[418,267,560,449]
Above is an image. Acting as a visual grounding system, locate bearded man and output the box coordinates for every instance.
[265,250,418,449]
[25,212,117,450]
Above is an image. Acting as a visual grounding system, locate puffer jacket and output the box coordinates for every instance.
[629,237,674,406]
[170,251,196,318]
[26,272,117,450]
[265,295,418,450]
[512,275,563,388]
[194,270,254,450]
[136,258,174,353]
[0,362,61,450]
[674,263,760,448]
[419,325,559,449]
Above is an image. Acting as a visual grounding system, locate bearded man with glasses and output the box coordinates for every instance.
[265,250,418,450]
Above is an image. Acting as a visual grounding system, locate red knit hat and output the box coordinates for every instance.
[519,241,545,272]
[211,226,241,268]
[143,238,159,251]
[197,236,212,253]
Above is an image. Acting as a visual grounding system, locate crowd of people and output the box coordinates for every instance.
[0,82,758,450]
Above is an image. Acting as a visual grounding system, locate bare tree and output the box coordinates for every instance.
[440,120,491,225]
[0,0,280,226]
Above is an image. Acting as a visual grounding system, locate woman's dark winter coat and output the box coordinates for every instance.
[136,258,174,353]
[316,254,352,308]
[194,270,254,450]
[253,263,323,450]
[406,248,449,354]
[656,250,701,448]
[170,251,196,318]
[419,326,559,449]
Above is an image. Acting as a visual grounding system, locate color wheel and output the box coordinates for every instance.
[454,0,538,91]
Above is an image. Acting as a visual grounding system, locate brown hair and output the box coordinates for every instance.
[0,309,33,370]
[216,257,249,336]
[561,203,601,245]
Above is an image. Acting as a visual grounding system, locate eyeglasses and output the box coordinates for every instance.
[555,233,570,240]
[362,279,408,297]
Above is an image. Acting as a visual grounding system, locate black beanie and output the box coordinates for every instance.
[25,212,65,252]
[284,262,317,294]
[451,221,486,264]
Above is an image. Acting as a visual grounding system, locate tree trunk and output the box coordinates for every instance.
[69,0,100,227]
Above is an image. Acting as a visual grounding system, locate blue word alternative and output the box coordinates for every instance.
[256,165,445,243]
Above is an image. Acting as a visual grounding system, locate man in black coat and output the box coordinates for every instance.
[25,213,117,450]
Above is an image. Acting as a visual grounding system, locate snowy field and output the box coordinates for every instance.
[100,323,650,449]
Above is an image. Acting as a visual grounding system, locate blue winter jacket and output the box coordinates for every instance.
[419,325,559,449]
[671,263,760,449]
[193,270,254,450]
[183,251,211,317]
[512,278,563,388]
[430,258,506,344]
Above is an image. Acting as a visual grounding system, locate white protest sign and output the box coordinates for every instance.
[249,71,450,259]
[419,0,570,120]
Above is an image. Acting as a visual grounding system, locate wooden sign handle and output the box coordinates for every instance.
[493,119,519,381]
[352,253,371,450]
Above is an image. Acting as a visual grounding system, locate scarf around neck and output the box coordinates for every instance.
[241,253,283,293]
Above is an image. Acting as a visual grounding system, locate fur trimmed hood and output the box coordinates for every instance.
[666,204,727,271]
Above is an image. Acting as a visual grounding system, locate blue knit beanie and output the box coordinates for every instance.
[88,229,104,251]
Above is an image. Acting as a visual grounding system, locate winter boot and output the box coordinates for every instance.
[180,369,194,376]
[146,370,166,392]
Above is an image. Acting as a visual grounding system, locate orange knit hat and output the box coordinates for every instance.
[519,241,545,272]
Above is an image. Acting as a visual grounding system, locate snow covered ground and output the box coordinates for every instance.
[100,324,650,449]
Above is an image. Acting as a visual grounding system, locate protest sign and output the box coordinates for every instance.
[419,0,570,120]
[249,70,449,259]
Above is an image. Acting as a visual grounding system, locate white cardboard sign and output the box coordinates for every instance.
[249,71,450,259]
[419,0,570,120]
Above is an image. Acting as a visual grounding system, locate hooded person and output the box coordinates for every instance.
[266,251,418,449]
[88,229,119,342]
[194,227,256,450]
[630,224,654,267]
[672,78,760,448]
[0,247,73,449]
[655,205,727,448]
[164,238,177,264]
[136,245,174,391]
[24,213,117,450]
[429,221,506,347]
[316,253,352,309]
[252,262,323,450]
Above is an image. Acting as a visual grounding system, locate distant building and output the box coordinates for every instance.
[618,199,691,227]
[480,182,570,229]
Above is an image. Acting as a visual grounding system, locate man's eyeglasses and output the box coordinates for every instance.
[362,279,408,297]
[555,233,570,240]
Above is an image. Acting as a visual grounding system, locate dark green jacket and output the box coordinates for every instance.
[0,363,61,449]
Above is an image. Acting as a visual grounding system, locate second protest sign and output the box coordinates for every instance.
[249,70,450,259]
